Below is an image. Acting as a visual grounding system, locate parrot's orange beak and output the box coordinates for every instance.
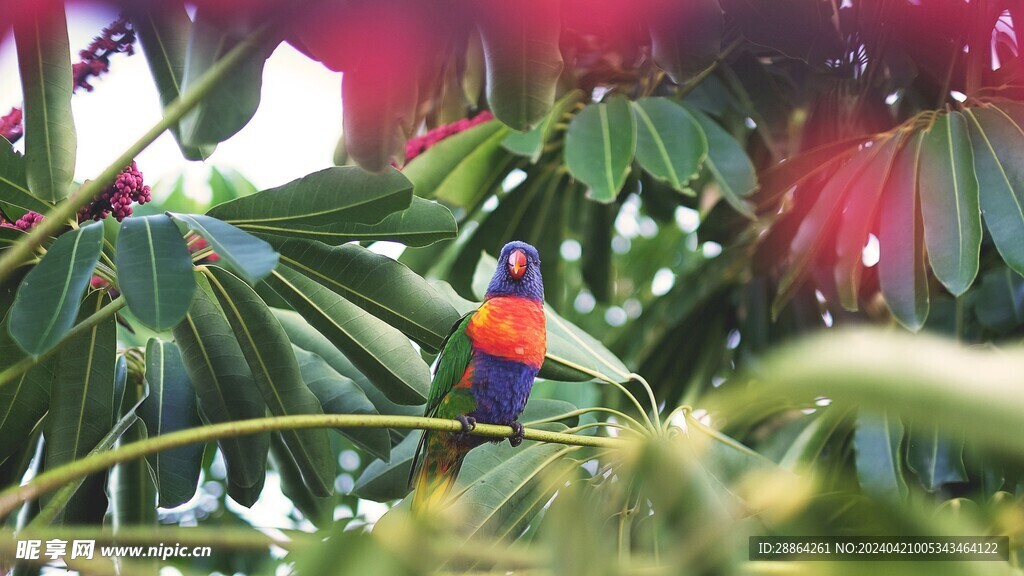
[508,249,528,280]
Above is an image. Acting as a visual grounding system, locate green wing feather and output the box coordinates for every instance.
[423,311,475,417]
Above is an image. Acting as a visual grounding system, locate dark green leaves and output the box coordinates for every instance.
[14,0,76,202]
[267,237,461,352]
[10,222,104,357]
[503,90,584,163]
[919,112,980,297]
[404,121,509,206]
[685,105,757,216]
[906,425,967,492]
[0,143,51,214]
[139,339,203,508]
[168,213,278,284]
[116,215,196,330]
[205,266,335,497]
[632,98,707,193]
[477,0,563,131]
[565,95,637,202]
[853,410,908,501]
[0,312,53,465]
[647,0,723,84]
[208,166,413,228]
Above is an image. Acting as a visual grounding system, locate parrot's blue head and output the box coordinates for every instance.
[486,241,544,302]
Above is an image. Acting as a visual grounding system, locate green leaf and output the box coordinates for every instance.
[208,166,413,228]
[564,96,637,203]
[205,266,335,497]
[139,339,204,508]
[111,355,127,424]
[0,311,54,465]
[125,1,215,160]
[171,280,269,506]
[502,90,584,162]
[270,433,333,528]
[833,135,901,310]
[0,227,27,255]
[683,104,758,217]
[248,197,456,248]
[168,213,278,284]
[0,143,51,214]
[273,308,422,423]
[9,222,104,357]
[179,9,274,146]
[111,419,158,529]
[477,0,563,131]
[293,346,390,461]
[854,410,909,501]
[116,214,197,330]
[879,133,929,330]
[403,121,510,207]
[964,104,1024,276]
[906,424,967,492]
[774,144,880,316]
[45,291,116,524]
[632,98,708,192]
[265,265,430,405]
[918,112,981,296]
[266,237,461,352]
[647,0,723,84]
[755,135,870,209]
[974,267,1024,333]
[14,1,76,202]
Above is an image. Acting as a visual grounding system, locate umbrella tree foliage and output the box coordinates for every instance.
[2,0,1024,574]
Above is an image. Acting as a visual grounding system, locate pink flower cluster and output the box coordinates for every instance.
[0,108,23,144]
[188,237,220,263]
[77,162,152,223]
[73,16,136,93]
[404,111,495,163]
[0,211,43,231]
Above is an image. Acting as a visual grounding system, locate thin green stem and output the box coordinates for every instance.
[0,414,630,519]
[0,23,275,286]
[545,353,656,432]
[523,407,646,433]
[0,296,127,389]
[628,373,662,429]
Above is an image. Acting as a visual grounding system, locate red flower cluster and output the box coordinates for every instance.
[0,108,23,144]
[404,111,495,163]
[77,162,152,222]
[0,211,43,231]
[73,16,136,93]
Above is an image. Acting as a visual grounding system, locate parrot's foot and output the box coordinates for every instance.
[508,421,525,447]
[455,415,477,442]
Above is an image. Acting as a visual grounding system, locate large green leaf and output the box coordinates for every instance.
[684,104,757,217]
[273,309,422,423]
[564,96,637,203]
[0,311,54,465]
[171,280,269,506]
[503,90,583,163]
[833,135,901,310]
[854,410,909,501]
[111,419,158,530]
[964,104,1024,276]
[906,424,967,492]
[0,143,51,214]
[403,121,510,207]
[126,1,214,160]
[879,133,929,330]
[139,339,204,508]
[269,433,333,529]
[477,0,563,131]
[266,237,461,352]
[9,222,104,357]
[974,266,1024,333]
[208,166,413,228]
[45,291,116,524]
[632,97,707,193]
[293,346,390,461]
[168,213,278,284]
[205,266,335,497]
[178,9,274,146]
[116,214,196,330]
[265,265,430,405]
[918,112,981,296]
[14,0,76,202]
[647,0,723,84]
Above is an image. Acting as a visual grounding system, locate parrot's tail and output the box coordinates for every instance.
[409,432,466,514]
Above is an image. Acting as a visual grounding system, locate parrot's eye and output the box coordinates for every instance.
[508,249,528,280]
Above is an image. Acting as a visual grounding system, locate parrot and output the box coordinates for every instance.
[409,241,547,512]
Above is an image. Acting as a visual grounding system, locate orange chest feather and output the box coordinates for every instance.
[466,297,546,369]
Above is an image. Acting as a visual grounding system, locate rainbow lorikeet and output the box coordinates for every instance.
[409,241,546,512]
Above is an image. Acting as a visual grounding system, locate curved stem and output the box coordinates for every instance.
[545,353,656,432]
[0,296,127,389]
[628,373,662,429]
[563,422,643,437]
[0,414,631,519]
[0,23,275,285]
[523,407,646,432]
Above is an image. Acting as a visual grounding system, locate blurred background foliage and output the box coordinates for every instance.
[2,0,1024,574]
